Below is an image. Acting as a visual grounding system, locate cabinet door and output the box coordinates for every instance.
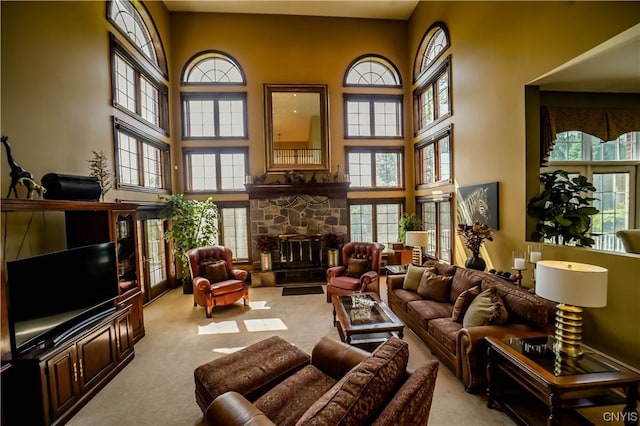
[76,323,117,393]
[115,310,134,360]
[113,210,140,296]
[47,347,80,421]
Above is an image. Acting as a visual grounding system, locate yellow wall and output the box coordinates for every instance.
[1,1,639,366]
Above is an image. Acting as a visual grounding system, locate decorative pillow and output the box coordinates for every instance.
[402,264,436,291]
[297,337,408,426]
[416,271,452,302]
[451,285,481,323]
[462,287,508,328]
[206,261,230,283]
[344,257,370,278]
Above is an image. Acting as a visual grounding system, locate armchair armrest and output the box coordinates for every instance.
[360,271,378,287]
[193,276,212,293]
[311,336,370,380]
[231,269,249,281]
[206,391,275,426]
[327,265,346,278]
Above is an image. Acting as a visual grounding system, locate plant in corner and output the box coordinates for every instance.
[527,170,599,247]
[399,213,422,245]
[160,194,219,283]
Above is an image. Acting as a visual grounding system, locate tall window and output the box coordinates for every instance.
[184,148,248,193]
[417,195,453,263]
[415,126,451,187]
[344,55,403,139]
[181,93,247,139]
[215,204,249,261]
[346,148,403,189]
[349,200,404,244]
[114,120,170,191]
[545,131,639,252]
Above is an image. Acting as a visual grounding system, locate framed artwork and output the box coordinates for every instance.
[457,181,499,230]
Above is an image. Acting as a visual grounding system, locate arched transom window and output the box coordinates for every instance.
[109,0,158,67]
[344,55,401,87]
[182,51,245,84]
[414,23,450,80]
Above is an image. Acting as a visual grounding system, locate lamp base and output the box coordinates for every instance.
[553,304,584,358]
[412,247,422,265]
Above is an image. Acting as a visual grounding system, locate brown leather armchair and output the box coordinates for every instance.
[187,246,249,318]
[326,242,384,302]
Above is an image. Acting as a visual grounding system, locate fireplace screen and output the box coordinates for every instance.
[279,234,321,268]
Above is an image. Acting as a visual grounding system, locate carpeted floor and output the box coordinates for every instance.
[66,281,516,426]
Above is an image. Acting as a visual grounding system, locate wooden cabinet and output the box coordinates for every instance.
[3,308,133,426]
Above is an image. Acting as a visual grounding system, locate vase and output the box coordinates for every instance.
[465,253,486,271]
[327,248,339,267]
[260,251,272,271]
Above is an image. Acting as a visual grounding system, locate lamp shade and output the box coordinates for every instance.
[405,231,428,247]
[535,260,607,307]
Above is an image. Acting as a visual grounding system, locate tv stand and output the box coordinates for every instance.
[2,307,134,426]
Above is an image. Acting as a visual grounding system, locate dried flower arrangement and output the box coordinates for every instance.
[256,235,279,253]
[457,222,494,255]
[321,233,344,249]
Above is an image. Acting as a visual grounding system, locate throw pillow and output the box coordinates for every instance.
[402,264,436,291]
[462,287,508,328]
[451,285,481,323]
[416,271,453,302]
[206,261,230,283]
[344,257,370,278]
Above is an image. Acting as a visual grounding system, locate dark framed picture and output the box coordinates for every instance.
[457,181,499,230]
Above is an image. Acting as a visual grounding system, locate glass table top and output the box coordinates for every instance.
[338,293,392,326]
[502,336,619,376]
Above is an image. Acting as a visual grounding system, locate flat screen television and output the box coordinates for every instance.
[6,242,120,357]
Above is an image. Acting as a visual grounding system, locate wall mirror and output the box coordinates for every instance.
[264,83,329,172]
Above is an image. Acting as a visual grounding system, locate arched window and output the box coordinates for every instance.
[344,55,401,87]
[414,22,450,80]
[182,51,246,84]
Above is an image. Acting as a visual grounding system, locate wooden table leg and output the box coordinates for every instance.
[623,383,639,426]
[486,345,495,409]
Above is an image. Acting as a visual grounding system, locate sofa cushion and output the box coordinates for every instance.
[389,289,422,311]
[297,337,408,426]
[402,264,434,291]
[407,300,453,329]
[206,261,230,283]
[482,278,554,328]
[417,272,452,302]
[254,365,337,425]
[345,257,370,278]
[427,318,462,355]
[451,285,481,323]
[450,267,484,303]
[463,287,508,328]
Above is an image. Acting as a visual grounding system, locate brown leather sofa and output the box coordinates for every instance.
[187,246,249,318]
[203,336,439,426]
[387,261,555,393]
[326,241,385,302]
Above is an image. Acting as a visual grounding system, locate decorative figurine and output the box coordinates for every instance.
[2,135,36,198]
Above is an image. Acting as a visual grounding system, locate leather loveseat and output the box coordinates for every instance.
[387,261,555,393]
[202,336,439,426]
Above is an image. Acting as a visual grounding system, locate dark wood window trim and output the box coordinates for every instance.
[413,22,450,82]
[347,198,407,242]
[343,94,404,139]
[416,193,453,263]
[413,55,452,137]
[180,92,248,140]
[345,146,405,190]
[182,146,249,194]
[113,118,171,194]
[180,50,247,86]
[415,125,452,189]
[343,54,402,88]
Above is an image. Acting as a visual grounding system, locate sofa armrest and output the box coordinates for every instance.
[311,336,370,380]
[231,269,249,281]
[327,266,346,278]
[206,391,275,426]
[386,274,405,290]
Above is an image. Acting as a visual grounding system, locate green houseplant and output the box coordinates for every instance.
[160,194,219,285]
[527,170,599,247]
[399,213,422,245]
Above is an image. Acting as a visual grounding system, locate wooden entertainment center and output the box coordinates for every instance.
[1,199,145,425]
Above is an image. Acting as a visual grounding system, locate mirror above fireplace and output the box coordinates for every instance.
[264,83,330,173]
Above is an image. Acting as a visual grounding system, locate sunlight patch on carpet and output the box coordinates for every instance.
[212,346,247,355]
[249,300,271,310]
[244,318,287,332]
[198,321,240,335]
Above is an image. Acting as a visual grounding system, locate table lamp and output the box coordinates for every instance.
[405,231,428,266]
[535,260,607,358]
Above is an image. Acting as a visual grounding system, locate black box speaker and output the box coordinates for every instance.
[41,173,102,201]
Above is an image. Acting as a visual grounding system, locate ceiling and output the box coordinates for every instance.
[163,2,639,93]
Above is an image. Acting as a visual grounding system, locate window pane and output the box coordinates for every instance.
[221,207,248,259]
[346,101,371,137]
[439,136,450,181]
[375,152,399,187]
[145,219,167,288]
[592,132,638,161]
[186,56,243,84]
[186,99,215,137]
[376,204,400,245]
[438,201,451,263]
[218,99,245,137]
[142,143,162,188]
[422,202,437,257]
[421,87,434,128]
[220,153,246,190]
[117,131,139,185]
[348,152,372,187]
[423,144,435,183]
[550,131,583,161]
[422,27,448,71]
[350,204,373,242]
[592,172,630,252]
[437,72,449,117]
[190,153,217,191]
[110,0,157,65]
[140,76,160,127]
[346,59,400,86]
[115,55,136,113]
[373,101,401,137]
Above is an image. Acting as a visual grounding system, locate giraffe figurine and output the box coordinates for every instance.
[2,135,36,198]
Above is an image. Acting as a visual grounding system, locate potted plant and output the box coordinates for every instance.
[457,221,494,271]
[321,233,344,267]
[160,194,219,293]
[527,170,599,247]
[256,235,279,271]
[399,213,422,245]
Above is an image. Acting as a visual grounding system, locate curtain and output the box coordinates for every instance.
[540,106,640,166]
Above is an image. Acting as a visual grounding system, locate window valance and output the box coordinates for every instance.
[540,106,640,166]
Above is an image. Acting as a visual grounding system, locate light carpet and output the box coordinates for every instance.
[67,282,515,426]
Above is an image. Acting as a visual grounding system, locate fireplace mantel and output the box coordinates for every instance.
[245,182,350,199]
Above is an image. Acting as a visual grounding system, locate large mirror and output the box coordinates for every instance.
[264,84,329,172]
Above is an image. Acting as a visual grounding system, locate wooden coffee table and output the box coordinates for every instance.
[331,292,404,348]
[486,333,640,426]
